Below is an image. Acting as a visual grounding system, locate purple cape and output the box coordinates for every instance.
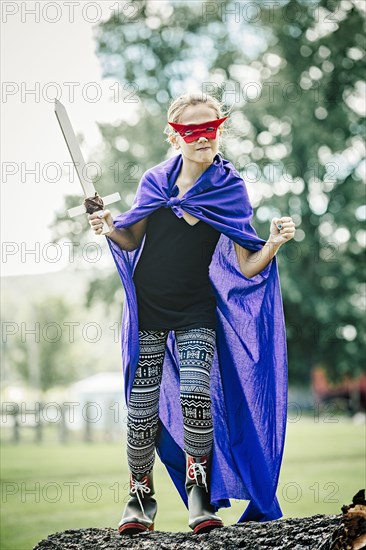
[107,152,288,522]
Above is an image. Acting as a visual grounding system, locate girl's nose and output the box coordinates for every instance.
[197,136,208,142]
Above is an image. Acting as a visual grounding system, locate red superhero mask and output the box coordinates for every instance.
[168,116,228,143]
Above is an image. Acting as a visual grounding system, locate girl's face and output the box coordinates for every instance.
[170,104,222,165]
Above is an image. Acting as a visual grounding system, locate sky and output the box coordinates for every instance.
[1,1,132,276]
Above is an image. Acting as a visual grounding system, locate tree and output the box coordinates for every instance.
[53,0,365,384]
[9,297,78,394]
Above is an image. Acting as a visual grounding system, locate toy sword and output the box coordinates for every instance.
[54,99,121,234]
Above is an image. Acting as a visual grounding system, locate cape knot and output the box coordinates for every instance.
[166,196,181,207]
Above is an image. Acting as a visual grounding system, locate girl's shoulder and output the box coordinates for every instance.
[138,155,180,189]
[219,155,241,179]
[144,154,180,177]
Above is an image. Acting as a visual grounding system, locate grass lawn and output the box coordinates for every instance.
[1,416,364,550]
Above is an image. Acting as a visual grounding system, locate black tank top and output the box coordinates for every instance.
[132,206,221,330]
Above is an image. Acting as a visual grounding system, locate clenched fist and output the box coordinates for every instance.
[269,217,296,246]
[88,209,115,236]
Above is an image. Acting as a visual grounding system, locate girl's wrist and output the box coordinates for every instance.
[105,224,117,238]
[267,235,282,253]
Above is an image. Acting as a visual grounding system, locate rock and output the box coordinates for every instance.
[33,490,366,550]
[319,489,366,550]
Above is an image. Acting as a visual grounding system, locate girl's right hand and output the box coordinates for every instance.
[88,209,115,236]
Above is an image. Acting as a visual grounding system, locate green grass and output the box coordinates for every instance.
[1,417,365,550]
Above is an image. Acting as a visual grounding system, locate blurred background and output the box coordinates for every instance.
[1,1,365,548]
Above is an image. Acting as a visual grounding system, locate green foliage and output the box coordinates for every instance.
[8,297,78,393]
[53,0,365,384]
[253,1,365,383]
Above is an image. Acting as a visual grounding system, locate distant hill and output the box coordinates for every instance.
[1,266,115,304]
[1,266,125,383]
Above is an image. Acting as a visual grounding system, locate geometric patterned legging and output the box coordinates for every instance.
[126,327,216,476]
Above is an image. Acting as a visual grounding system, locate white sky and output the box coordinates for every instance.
[1,1,132,276]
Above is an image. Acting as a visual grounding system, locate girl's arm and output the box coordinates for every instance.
[234,216,296,279]
[88,210,148,251]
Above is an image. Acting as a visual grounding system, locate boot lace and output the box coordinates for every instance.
[187,461,208,492]
[131,477,151,516]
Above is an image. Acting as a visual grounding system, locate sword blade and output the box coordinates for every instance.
[54,99,96,197]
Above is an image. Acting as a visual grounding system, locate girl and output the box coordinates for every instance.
[89,91,295,535]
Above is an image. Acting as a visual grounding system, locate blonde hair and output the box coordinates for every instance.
[164,91,225,138]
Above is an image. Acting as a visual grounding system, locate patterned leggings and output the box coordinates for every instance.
[127,327,216,476]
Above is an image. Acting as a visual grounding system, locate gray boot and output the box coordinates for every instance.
[185,453,224,534]
[118,471,157,535]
